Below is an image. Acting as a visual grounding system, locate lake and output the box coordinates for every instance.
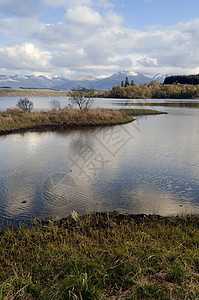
[0,97,199,224]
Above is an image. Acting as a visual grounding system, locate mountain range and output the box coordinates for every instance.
[0,71,167,91]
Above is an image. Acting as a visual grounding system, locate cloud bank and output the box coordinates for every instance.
[0,0,199,78]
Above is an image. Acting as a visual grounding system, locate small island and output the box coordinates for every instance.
[0,107,165,135]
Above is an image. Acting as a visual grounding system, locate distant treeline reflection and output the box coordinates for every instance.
[117,102,199,108]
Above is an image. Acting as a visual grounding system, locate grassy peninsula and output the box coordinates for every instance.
[0,108,164,135]
[0,213,199,299]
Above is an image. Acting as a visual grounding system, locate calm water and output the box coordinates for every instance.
[0,97,199,223]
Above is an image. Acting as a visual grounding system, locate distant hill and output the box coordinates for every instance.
[0,72,167,91]
[0,75,70,89]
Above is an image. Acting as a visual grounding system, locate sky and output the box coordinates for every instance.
[0,0,199,79]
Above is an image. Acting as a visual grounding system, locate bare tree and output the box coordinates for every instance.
[16,98,34,112]
[50,100,61,110]
[68,87,93,112]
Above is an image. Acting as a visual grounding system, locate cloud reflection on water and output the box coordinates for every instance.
[1,105,199,222]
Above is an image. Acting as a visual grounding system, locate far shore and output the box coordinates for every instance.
[0,88,70,97]
[0,107,166,135]
[1,86,199,99]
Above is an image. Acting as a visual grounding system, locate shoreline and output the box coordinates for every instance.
[52,211,199,227]
[0,120,132,135]
[1,87,199,99]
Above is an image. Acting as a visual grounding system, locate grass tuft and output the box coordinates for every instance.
[0,213,198,299]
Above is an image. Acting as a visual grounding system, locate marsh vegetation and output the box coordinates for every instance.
[0,107,163,134]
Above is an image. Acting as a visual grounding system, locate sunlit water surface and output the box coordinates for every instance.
[0,97,199,223]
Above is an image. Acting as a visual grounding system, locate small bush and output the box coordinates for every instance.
[50,100,61,110]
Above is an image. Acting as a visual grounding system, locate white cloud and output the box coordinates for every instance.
[65,6,102,25]
[0,0,199,78]
[0,43,51,71]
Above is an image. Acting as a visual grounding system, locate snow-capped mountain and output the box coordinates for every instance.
[152,73,169,82]
[0,72,167,90]
[85,71,153,90]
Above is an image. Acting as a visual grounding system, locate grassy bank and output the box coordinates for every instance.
[0,108,164,134]
[0,213,198,299]
[0,88,69,97]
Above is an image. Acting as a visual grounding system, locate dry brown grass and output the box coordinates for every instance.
[0,88,69,97]
[0,107,134,133]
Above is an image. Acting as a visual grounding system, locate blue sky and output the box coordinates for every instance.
[0,0,199,79]
[115,0,199,29]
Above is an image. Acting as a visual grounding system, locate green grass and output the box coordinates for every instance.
[0,213,198,299]
[121,108,166,116]
[0,108,164,134]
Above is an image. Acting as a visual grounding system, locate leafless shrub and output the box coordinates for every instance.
[50,100,61,110]
[16,98,33,112]
[68,87,93,112]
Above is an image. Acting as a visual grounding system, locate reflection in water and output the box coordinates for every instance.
[0,102,199,223]
[42,173,77,215]
[115,101,199,108]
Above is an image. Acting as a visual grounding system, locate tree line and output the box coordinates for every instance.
[164,74,199,85]
[96,77,199,99]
